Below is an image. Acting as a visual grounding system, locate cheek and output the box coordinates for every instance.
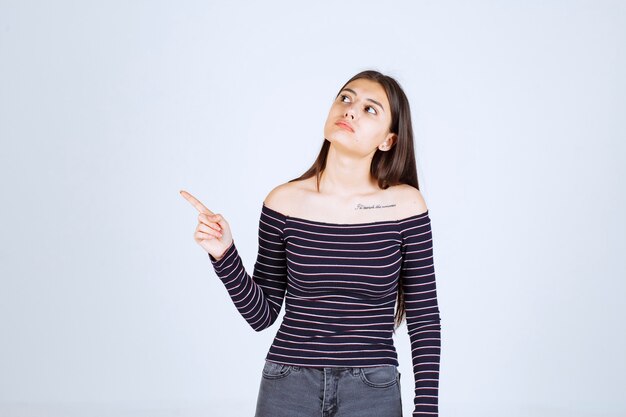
[323,112,335,130]
[323,115,336,138]
[324,105,342,127]
[329,104,342,116]
[362,119,388,138]
[325,105,337,121]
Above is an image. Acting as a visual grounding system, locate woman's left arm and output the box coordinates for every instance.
[399,211,442,417]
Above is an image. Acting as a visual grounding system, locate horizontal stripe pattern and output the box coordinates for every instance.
[209,203,441,416]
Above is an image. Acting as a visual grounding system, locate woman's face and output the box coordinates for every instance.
[323,78,396,156]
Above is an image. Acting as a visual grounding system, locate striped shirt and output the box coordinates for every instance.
[209,202,442,416]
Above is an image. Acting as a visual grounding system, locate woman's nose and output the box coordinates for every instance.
[344,107,355,119]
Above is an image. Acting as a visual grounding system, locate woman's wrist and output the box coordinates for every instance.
[212,240,234,261]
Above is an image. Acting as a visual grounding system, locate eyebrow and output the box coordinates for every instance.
[340,88,385,112]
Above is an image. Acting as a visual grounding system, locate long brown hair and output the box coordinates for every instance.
[288,70,421,331]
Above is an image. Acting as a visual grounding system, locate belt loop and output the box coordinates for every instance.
[351,367,360,376]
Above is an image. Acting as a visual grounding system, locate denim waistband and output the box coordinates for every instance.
[270,361,397,377]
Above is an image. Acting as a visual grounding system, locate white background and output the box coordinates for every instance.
[1,1,625,416]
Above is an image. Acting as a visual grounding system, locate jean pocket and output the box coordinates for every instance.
[261,360,292,380]
[359,365,399,388]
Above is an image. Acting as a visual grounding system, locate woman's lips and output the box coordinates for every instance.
[336,121,354,132]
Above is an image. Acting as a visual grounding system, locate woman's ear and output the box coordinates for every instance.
[378,133,397,151]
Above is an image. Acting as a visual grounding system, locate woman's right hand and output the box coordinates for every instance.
[180,189,233,260]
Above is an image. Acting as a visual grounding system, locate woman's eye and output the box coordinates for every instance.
[340,94,350,103]
[365,106,377,115]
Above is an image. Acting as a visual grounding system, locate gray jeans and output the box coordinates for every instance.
[254,360,403,417]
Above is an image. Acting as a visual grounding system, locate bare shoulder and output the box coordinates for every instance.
[263,179,308,216]
[391,184,428,217]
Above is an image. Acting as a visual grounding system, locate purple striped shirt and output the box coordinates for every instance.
[209,203,442,416]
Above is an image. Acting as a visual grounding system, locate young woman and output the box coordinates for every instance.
[180,70,442,417]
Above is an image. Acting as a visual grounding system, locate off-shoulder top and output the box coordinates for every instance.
[208,203,442,416]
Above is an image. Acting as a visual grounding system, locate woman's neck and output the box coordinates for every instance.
[319,145,379,196]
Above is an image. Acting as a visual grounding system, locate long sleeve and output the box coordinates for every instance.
[208,205,288,331]
[399,211,442,416]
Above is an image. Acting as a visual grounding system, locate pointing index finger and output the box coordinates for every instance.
[179,190,213,215]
